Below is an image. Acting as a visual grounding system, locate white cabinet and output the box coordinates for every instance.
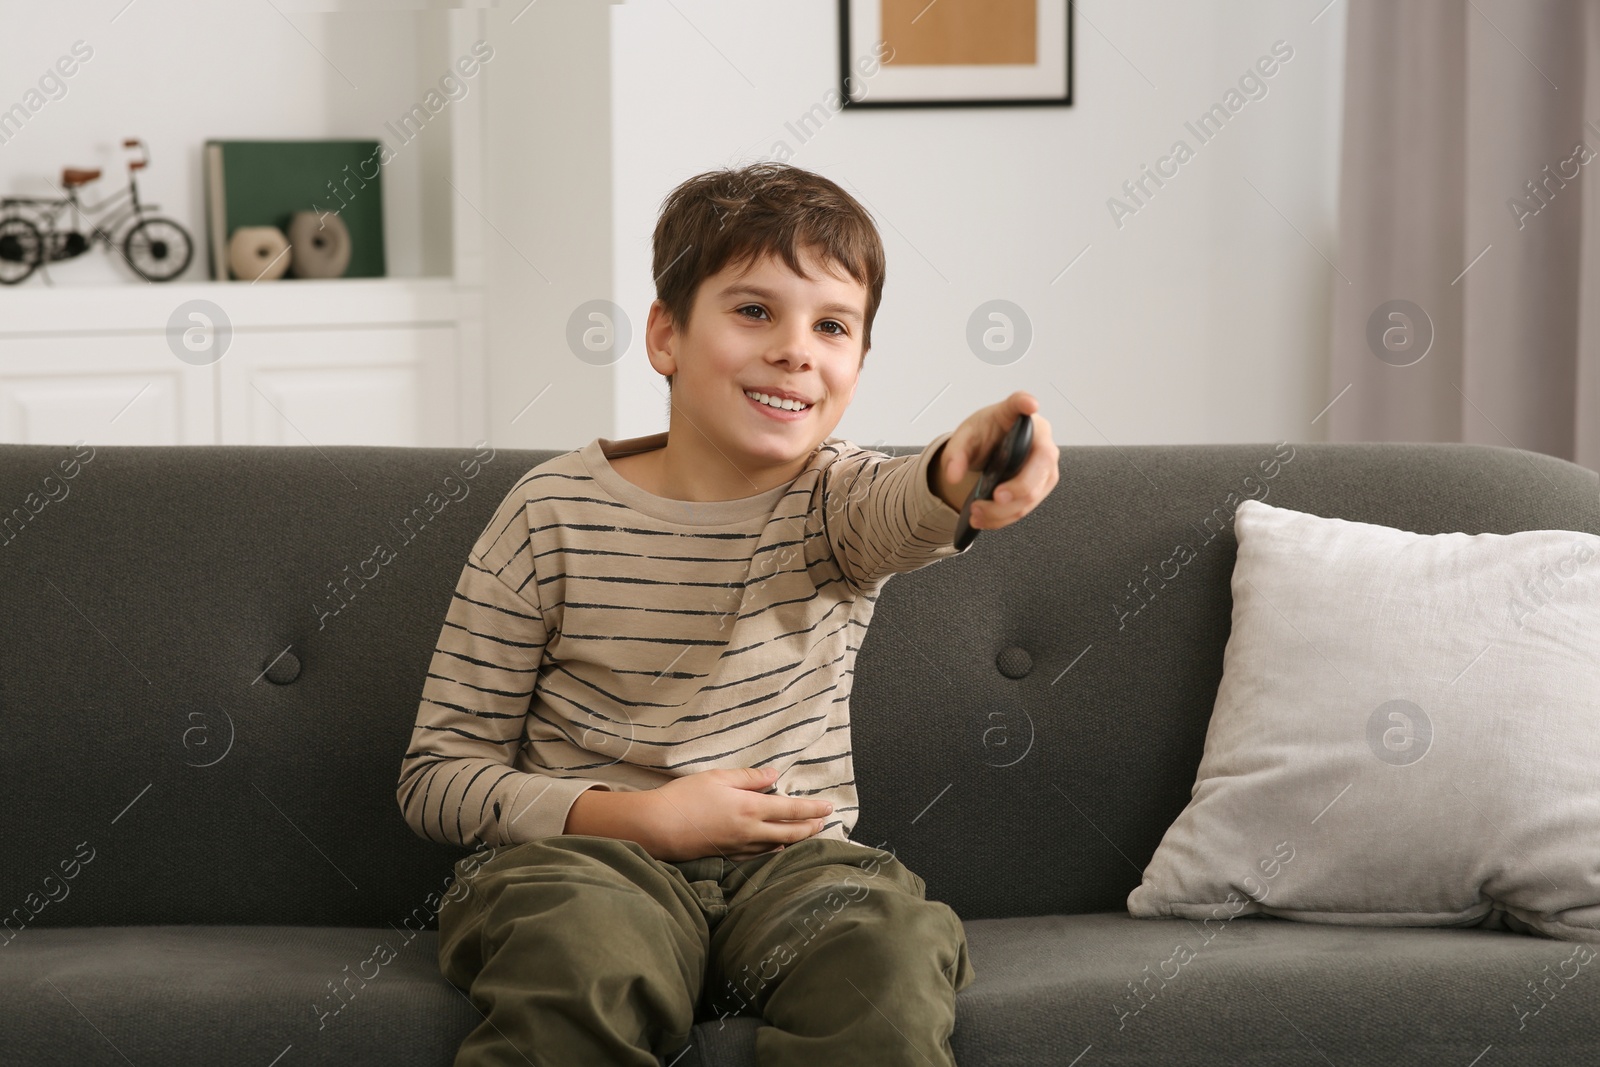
[220,324,459,447]
[0,277,476,448]
[0,334,216,445]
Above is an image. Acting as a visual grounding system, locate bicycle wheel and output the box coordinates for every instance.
[122,215,194,282]
[0,215,43,285]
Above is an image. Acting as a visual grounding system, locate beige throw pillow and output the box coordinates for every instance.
[1127,499,1600,942]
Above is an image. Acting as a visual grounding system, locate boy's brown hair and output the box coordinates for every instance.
[651,162,886,391]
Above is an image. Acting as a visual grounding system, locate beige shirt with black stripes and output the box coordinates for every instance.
[396,429,967,851]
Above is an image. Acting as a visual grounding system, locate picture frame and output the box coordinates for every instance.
[839,0,1073,109]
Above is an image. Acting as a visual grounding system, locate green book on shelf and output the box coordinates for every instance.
[203,139,386,280]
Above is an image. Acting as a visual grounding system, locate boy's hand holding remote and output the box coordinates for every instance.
[932,390,1059,532]
[399,163,1059,1067]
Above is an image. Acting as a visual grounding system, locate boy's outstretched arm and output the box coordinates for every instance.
[819,391,1058,591]
[930,390,1059,530]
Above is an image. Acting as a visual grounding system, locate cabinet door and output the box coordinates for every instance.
[0,335,216,445]
[217,325,459,447]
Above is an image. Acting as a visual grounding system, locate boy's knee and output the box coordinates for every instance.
[786,873,959,956]
[858,883,961,943]
[817,894,971,998]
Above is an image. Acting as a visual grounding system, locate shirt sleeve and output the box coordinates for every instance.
[395,491,609,848]
[819,429,971,593]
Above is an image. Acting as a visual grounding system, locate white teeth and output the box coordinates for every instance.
[745,390,810,411]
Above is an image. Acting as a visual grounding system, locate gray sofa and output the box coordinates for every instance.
[2,437,1597,1066]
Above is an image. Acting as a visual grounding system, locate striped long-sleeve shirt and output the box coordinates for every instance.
[396,429,968,852]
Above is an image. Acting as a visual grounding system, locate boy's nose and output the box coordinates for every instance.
[767,330,814,368]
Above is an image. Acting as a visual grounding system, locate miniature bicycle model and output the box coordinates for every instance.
[0,138,193,284]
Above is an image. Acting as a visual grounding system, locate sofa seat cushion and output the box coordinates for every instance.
[693,912,1600,1067]
[6,915,1599,1066]
[0,925,478,1066]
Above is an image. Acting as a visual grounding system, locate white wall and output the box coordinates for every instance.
[479,0,619,452]
[609,0,1348,449]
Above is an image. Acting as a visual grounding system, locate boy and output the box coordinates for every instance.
[397,162,1058,1067]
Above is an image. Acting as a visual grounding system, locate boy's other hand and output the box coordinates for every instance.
[645,766,833,863]
[935,390,1060,530]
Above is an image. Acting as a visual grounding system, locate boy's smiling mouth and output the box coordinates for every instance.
[743,388,814,420]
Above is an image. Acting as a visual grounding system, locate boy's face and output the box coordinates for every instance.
[647,244,867,478]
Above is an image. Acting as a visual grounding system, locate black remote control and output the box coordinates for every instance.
[952,413,1033,551]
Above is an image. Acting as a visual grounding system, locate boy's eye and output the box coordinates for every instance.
[736,305,848,336]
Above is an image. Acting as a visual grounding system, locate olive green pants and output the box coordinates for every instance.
[436,834,975,1067]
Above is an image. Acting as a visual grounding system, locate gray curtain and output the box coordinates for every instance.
[1331,0,1600,473]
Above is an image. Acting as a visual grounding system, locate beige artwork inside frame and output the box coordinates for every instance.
[880,0,1039,66]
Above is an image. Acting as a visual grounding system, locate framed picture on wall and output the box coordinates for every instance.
[839,0,1073,108]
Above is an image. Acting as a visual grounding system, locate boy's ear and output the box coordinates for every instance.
[644,299,678,381]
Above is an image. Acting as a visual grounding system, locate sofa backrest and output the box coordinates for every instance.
[0,440,1593,931]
